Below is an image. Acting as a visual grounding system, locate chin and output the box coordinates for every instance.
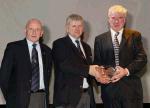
[31,39,39,43]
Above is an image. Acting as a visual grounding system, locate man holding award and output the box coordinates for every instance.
[94,5,147,108]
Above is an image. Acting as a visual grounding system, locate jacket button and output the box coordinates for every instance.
[80,86,82,88]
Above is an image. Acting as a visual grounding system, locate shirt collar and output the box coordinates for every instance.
[110,28,124,37]
[26,38,39,47]
[68,34,81,44]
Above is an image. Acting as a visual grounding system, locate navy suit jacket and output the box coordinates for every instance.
[0,39,52,108]
[52,36,96,108]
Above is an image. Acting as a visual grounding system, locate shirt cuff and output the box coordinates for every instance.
[125,68,130,76]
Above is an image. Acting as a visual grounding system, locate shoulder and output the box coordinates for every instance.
[53,36,68,45]
[124,28,141,38]
[2,40,26,56]
[40,43,52,53]
[52,36,70,49]
[6,39,25,49]
[95,31,109,41]
[124,28,140,34]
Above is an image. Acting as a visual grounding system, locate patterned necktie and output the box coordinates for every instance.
[31,44,39,92]
[113,32,120,66]
[75,40,85,59]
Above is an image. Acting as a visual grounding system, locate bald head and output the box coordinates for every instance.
[25,18,43,43]
[25,18,43,29]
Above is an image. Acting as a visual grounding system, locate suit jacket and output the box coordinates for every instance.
[52,36,96,108]
[94,28,147,100]
[0,39,52,108]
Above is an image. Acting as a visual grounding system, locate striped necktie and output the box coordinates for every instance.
[113,32,120,66]
[31,43,40,92]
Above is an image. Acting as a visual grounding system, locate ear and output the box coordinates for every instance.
[24,29,27,35]
[40,30,44,37]
[65,25,69,33]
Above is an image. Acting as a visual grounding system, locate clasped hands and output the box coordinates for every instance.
[89,65,128,84]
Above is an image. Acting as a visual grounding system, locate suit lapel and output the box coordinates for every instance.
[106,30,129,53]
[21,39,32,72]
[66,36,88,63]
[66,36,82,57]
[81,41,91,64]
[119,29,129,52]
[106,31,114,51]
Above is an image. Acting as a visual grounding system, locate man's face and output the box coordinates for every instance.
[25,20,43,43]
[108,12,126,32]
[67,20,84,39]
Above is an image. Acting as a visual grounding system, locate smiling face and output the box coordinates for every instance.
[66,20,84,39]
[25,19,43,43]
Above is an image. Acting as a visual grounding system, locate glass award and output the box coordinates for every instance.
[105,67,116,78]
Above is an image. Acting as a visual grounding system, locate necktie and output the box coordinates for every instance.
[75,40,89,88]
[75,40,85,58]
[31,44,39,92]
[113,32,120,66]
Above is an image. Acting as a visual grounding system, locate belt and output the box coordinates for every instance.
[31,89,45,93]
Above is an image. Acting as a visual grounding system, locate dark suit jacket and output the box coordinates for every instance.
[0,39,52,108]
[52,36,96,108]
[94,28,147,100]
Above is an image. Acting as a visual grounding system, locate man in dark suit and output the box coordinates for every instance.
[52,14,104,108]
[94,5,147,108]
[0,18,52,108]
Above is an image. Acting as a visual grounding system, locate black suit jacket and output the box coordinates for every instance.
[0,39,52,108]
[52,36,96,108]
[94,28,147,100]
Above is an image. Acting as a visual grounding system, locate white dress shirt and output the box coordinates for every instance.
[110,28,123,45]
[69,35,89,88]
[26,39,45,89]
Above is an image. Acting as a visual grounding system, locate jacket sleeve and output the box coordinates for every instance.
[126,32,147,75]
[0,43,14,99]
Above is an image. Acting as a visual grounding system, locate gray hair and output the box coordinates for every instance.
[108,5,127,17]
[66,14,84,26]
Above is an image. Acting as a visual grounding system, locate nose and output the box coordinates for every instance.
[32,30,37,35]
[114,19,119,23]
[75,26,80,30]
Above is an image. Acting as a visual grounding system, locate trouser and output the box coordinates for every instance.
[28,91,46,108]
[56,91,90,108]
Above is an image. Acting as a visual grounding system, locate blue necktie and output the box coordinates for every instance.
[31,44,39,92]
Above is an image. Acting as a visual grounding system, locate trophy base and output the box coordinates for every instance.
[105,67,116,78]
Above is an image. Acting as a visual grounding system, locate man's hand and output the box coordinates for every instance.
[111,66,128,83]
[95,66,111,84]
[89,65,101,77]
[89,65,111,84]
